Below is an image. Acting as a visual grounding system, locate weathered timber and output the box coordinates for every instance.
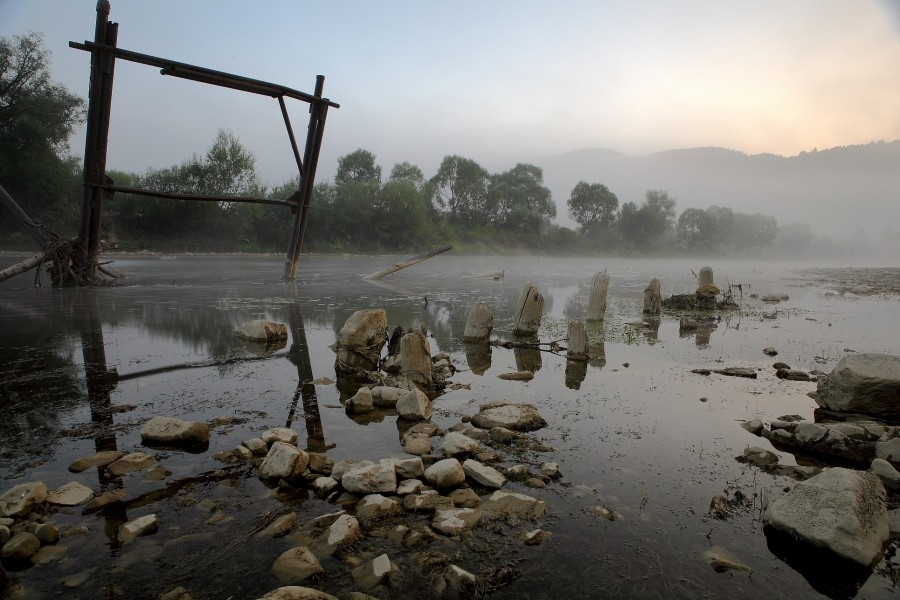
[513,282,545,336]
[586,270,610,321]
[567,322,588,358]
[698,266,714,289]
[362,245,453,280]
[643,278,661,315]
[399,331,433,386]
[463,302,493,342]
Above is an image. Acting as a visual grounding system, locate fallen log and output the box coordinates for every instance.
[362,245,452,280]
[0,251,46,284]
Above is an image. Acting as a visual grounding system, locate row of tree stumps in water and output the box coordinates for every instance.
[462,265,723,360]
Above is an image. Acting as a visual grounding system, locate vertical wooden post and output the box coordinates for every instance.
[284,75,329,279]
[78,0,118,278]
[643,277,661,314]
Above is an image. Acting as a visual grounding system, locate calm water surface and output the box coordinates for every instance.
[1,254,899,599]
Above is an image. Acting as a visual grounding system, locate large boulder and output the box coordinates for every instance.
[0,482,47,518]
[816,353,900,420]
[272,547,324,584]
[334,309,388,375]
[258,442,309,484]
[764,467,888,566]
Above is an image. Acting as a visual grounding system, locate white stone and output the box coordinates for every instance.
[870,458,900,491]
[371,386,408,408]
[117,514,158,542]
[401,431,432,455]
[310,477,339,496]
[346,387,373,414]
[462,459,506,489]
[816,353,900,420]
[471,402,546,432]
[262,428,299,446]
[258,442,309,483]
[764,467,888,566]
[107,452,157,476]
[234,320,288,342]
[355,494,402,525]
[47,482,94,506]
[875,437,900,466]
[442,432,481,456]
[325,514,363,553]
[424,458,465,489]
[396,388,433,421]
[341,461,397,494]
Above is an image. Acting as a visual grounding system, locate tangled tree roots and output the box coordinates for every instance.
[0,233,118,287]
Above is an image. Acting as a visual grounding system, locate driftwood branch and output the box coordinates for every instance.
[0,251,46,283]
[362,245,452,280]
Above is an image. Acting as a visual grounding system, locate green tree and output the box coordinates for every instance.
[567,182,618,233]
[733,212,778,251]
[618,190,677,250]
[0,32,84,239]
[426,155,491,225]
[335,149,381,186]
[676,207,715,251]
[705,205,735,251]
[374,181,433,249]
[388,161,424,190]
[489,163,555,234]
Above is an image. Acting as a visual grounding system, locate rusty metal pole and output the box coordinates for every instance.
[283,75,328,280]
[78,1,117,278]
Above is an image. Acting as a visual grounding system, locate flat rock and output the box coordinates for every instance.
[481,490,547,519]
[118,514,159,542]
[521,528,552,545]
[68,450,123,473]
[107,452,158,476]
[47,481,94,506]
[258,513,298,538]
[403,492,454,512]
[140,416,210,446]
[0,482,47,518]
[764,467,888,566]
[396,479,424,496]
[272,546,324,583]
[432,508,482,535]
[392,456,425,479]
[470,402,546,432]
[442,432,481,456]
[705,546,750,573]
[462,459,506,488]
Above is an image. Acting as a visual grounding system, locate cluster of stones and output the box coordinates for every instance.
[730,353,900,570]
[208,402,553,598]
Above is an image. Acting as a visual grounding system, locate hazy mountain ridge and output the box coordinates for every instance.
[539,140,900,239]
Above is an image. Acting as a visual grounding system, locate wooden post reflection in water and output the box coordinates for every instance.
[80,293,118,454]
[286,292,330,453]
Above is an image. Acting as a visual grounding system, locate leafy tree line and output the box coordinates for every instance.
[1,33,782,256]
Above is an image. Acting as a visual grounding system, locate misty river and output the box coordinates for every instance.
[1,254,899,599]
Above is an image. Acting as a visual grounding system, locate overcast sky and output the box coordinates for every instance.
[3,1,900,202]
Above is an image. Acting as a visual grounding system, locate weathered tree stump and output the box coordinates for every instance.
[567,321,588,358]
[463,302,493,342]
[399,331,432,386]
[586,270,610,321]
[643,278,661,315]
[513,282,544,336]
[698,266,714,289]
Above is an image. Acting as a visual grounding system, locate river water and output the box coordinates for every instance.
[1,254,898,599]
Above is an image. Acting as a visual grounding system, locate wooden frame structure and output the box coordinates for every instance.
[70,1,339,280]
